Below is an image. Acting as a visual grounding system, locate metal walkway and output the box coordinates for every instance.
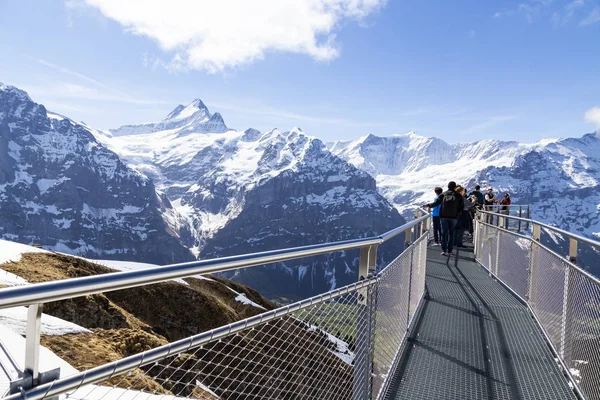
[385,246,578,400]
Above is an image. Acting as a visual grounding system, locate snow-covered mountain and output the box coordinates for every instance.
[0,84,403,300]
[331,131,600,274]
[0,82,193,264]
[101,101,404,299]
[110,99,229,136]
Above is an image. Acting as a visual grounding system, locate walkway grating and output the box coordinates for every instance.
[384,246,578,400]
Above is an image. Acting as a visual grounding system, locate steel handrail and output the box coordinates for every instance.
[0,214,430,309]
[479,209,600,250]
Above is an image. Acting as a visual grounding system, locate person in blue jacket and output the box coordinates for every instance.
[431,187,443,245]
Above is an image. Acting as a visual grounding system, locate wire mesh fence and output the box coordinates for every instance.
[474,219,600,400]
[7,232,429,400]
[370,234,427,400]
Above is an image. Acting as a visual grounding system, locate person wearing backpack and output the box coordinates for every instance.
[425,181,464,256]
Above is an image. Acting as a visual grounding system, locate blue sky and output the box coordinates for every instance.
[0,0,599,143]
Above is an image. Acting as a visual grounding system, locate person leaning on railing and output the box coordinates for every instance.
[424,181,464,256]
[484,187,497,224]
[431,186,443,245]
[499,193,511,229]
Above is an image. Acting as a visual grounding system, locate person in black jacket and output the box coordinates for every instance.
[425,181,464,256]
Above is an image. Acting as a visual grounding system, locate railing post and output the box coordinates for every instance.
[525,206,530,232]
[569,238,577,264]
[528,223,541,301]
[354,245,378,400]
[495,228,502,276]
[518,206,522,232]
[406,246,414,327]
[25,304,42,381]
[560,266,576,367]
[10,304,61,397]
[404,226,412,250]
[473,218,479,258]
[559,263,572,360]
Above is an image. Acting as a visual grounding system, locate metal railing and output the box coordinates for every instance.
[482,204,530,231]
[474,210,600,400]
[0,211,431,400]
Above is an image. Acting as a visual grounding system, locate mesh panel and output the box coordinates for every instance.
[563,268,600,400]
[371,234,428,399]
[56,287,372,400]
[476,221,496,273]
[496,230,530,300]
[528,241,567,352]
[370,245,412,398]
[410,238,427,319]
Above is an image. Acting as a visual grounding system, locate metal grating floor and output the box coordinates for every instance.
[384,246,578,400]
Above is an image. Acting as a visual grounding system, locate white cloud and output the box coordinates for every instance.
[462,115,517,134]
[552,0,585,26]
[580,7,600,25]
[585,107,600,129]
[26,80,168,105]
[33,58,168,105]
[75,0,387,73]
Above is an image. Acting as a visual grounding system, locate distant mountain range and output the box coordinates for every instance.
[1,81,598,298]
[0,83,403,300]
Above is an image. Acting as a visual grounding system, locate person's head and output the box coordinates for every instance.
[504,193,510,198]
[434,186,443,195]
[487,187,493,193]
[448,181,457,190]
[474,185,481,190]
[455,185,464,195]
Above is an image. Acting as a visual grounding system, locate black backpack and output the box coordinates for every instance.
[441,191,460,217]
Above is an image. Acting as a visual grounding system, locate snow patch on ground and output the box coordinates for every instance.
[0,269,28,287]
[307,324,355,365]
[234,293,266,310]
[0,307,91,336]
[0,239,49,264]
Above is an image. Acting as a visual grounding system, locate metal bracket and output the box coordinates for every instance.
[9,368,60,394]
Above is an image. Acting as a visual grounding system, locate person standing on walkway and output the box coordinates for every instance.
[499,193,511,229]
[430,187,443,245]
[454,186,475,247]
[425,181,464,256]
[484,187,497,223]
[468,185,484,208]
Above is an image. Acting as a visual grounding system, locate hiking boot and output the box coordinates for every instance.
[441,251,447,256]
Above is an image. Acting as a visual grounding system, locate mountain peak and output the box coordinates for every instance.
[164,98,210,122]
[0,82,32,102]
[165,104,185,119]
